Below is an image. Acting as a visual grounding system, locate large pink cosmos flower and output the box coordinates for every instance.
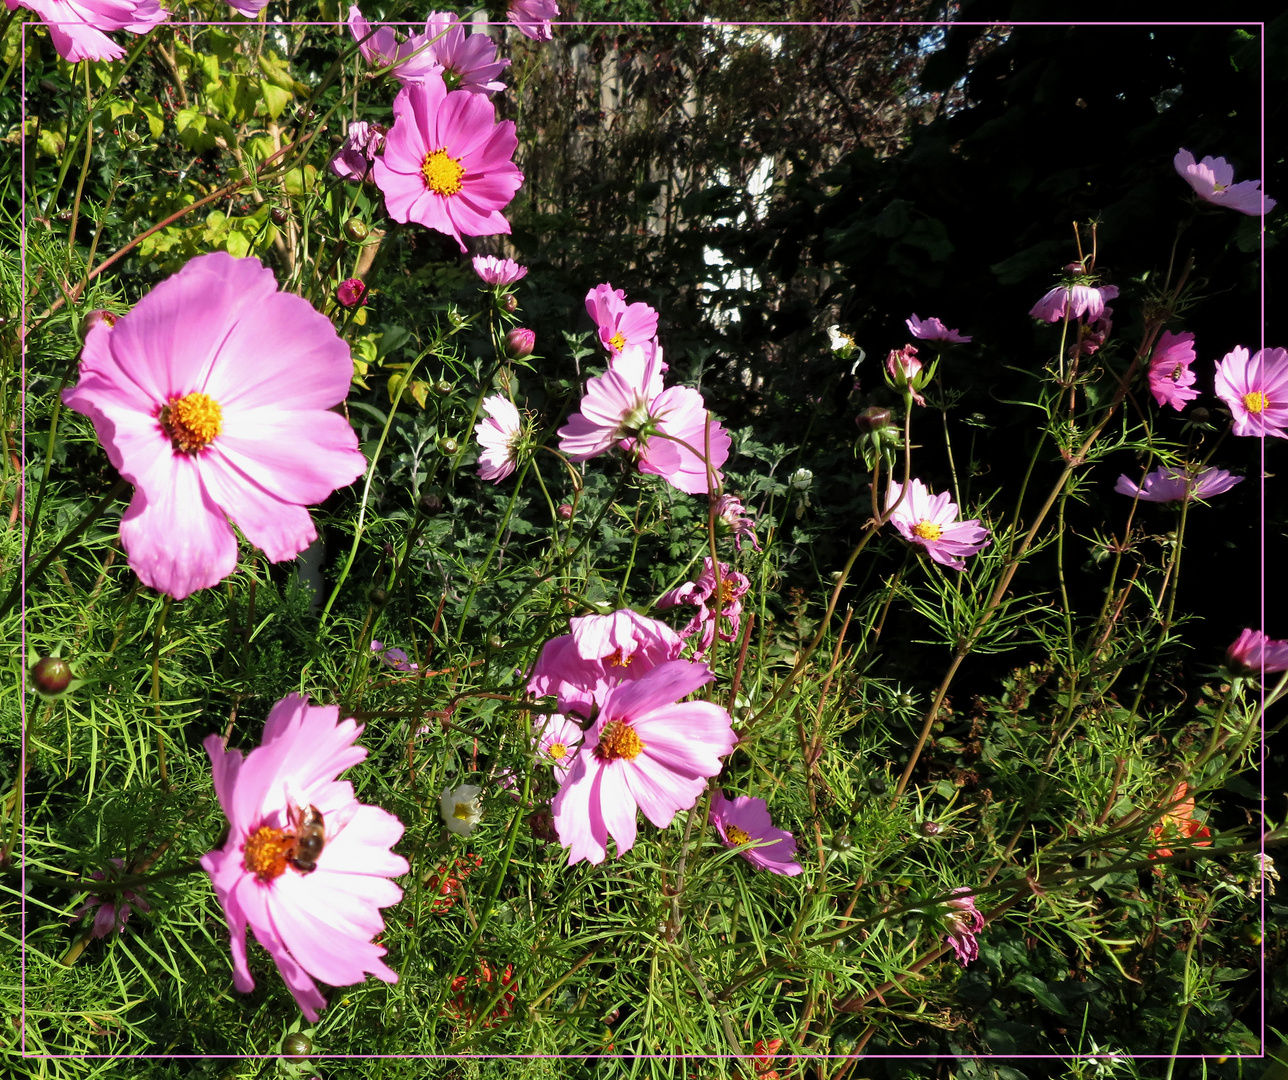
[943,887,984,968]
[1030,284,1118,324]
[62,253,366,601]
[347,5,439,82]
[1174,149,1276,216]
[528,609,683,718]
[7,0,168,62]
[586,284,659,357]
[373,78,523,254]
[420,11,509,94]
[1214,346,1288,439]
[886,479,989,571]
[1225,629,1288,677]
[551,659,737,866]
[201,695,409,1021]
[558,341,730,495]
[657,557,750,657]
[474,394,522,483]
[906,314,971,344]
[709,791,802,876]
[1114,465,1242,504]
[508,0,559,41]
[472,255,527,286]
[1147,330,1199,411]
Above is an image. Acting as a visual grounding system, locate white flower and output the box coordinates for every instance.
[827,325,855,353]
[789,468,814,492]
[440,784,483,836]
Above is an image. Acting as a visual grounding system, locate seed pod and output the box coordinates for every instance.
[369,587,388,607]
[281,1032,311,1061]
[31,656,72,696]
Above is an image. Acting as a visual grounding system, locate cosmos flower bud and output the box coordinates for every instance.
[855,406,892,433]
[503,293,518,313]
[505,327,536,359]
[557,503,573,520]
[31,656,73,697]
[919,820,944,836]
[282,1033,312,1062]
[336,279,368,308]
[343,218,369,242]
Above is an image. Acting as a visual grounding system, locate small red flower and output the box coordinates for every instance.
[1151,783,1212,860]
[447,961,517,1028]
[753,1037,784,1079]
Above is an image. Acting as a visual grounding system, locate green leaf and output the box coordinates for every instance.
[1009,972,1068,1015]
[224,230,251,258]
[261,82,293,120]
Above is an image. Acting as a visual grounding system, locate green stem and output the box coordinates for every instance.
[454,457,531,642]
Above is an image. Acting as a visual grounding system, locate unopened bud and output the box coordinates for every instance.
[487,634,504,651]
[556,503,573,521]
[438,436,459,455]
[832,834,853,852]
[868,774,888,795]
[419,491,445,515]
[270,206,289,226]
[855,406,892,433]
[1064,262,1085,274]
[281,1032,311,1062]
[336,278,368,308]
[919,820,944,837]
[436,379,454,396]
[343,218,369,242]
[1189,407,1210,424]
[505,327,536,359]
[503,293,518,314]
[369,587,388,607]
[31,656,72,696]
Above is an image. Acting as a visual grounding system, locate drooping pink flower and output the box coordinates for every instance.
[474,394,522,483]
[709,791,802,876]
[1225,629,1288,677]
[347,5,439,82]
[336,278,368,308]
[1030,284,1118,324]
[472,255,528,286]
[372,78,523,254]
[943,887,984,967]
[7,0,168,62]
[886,479,989,571]
[73,858,150,938]
[330,121,385,183]
[1174,149,1276,216]
[657,557,750,657]
[419,11,509,94]
[507,0,559,41]
[558,342,730,495]
[534,713,583,772]
[1213,346,1288,439]
[585,284,659,357]
[371,640,417,672]
[885,344,926,405]
[62,253,366,601]
[200,695,409,1021]
[1147,330,1199,410]
[1080,306,1113,356]
[528,609,684,718]
[714,493,761,552]
[1113,465,1243,504]
[551,660,737,866]
[906,314,971,344]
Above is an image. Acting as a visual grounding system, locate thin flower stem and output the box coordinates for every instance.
[151,597,173,791]
[64,64,94,272]
[455,457,531,642]
[1163,906,1207,1075]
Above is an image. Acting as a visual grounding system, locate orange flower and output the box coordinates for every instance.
[753,1038,784,1079]
[1150,783,1212,860]
[446,961,516,1029]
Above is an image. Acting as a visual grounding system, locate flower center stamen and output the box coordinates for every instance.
[1244,390,1267,414]
[594,720,644,762]
[913,520,943,541]
[608,331,627,351]
[422,149,465,196]
[719,580,737,605]
[726,825,752,845]
[159,392,222,453]
[242,825,293,882]
[605,648,633,668]
[547,742,567,760]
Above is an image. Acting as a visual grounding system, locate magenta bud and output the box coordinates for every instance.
[919,820,944,837]
[505,327,536,359]
[1064,262,1085,274]
[556,503,573,520]
[31,656,72,696]
[337,278,368,308]
[855,406,892,433]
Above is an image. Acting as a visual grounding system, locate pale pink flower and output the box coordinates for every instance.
[201,695,409,1021]
[1147,330,1199,411]
[418,11,509,94]
[371,640,417,671]
[1225,629,1288,677]
[709,791,802,876]
[585,284,659,357]
[373,78,523,254]
[551,660,736,866]
[534,713,583,771]
[558,342,730,495]
[507,0,559,41]
[906,314,971,344]
[474,394,522,483]
[62,253,366,601]
[7,0,168,62]
[1214,346,1288,439]
[943,887,984,967]
[1114,465,1242,504]
[1030,284,1118,324]
[1174,149,1276,216]
[472,255,528,286]
[714,493,761,552]
[347,5,438,82]
[528,609,683,718]
[657,558,750,657]
[330,121,385,183]
[73,858,150,938]
[886,479,989,571]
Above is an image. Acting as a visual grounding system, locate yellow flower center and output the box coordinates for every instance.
[453,800,477,821]
[242,825,293,883]
[422,149,465,196]
[160,392,222,453]
[605,648,633,668]
[913,520,943,541]
[608,331,627,351]
[595,720,644,762]
[1213,182,1228,192]
[719,580,738,604]
[726,825,752,845]
[1244,390,1267,414]
[547,742,567,760]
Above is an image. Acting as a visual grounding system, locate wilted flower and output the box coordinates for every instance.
[1030,284,1118,324]
[1250,853,1278,898]
[201,695,408,1021]
[62,253,366,600]
[1146,330,1198,410]
[507,0,559,41]
[73,859,150,938]
[534,713,583,771]
[371,640,417,672]
[906,314,971,343]
[657,557,750,657]
[336,278,369,308]
[1174,149,1276,216]
[1113,465,1243,504]
[474,394,523,483]
[11,0,168,62]
[1150,782,1211,860]
[585,284,659,358]
[472,255,528,286]
[1080,306,1113,356]
[329,121,385,183]
[827,324,857,358]
[943,887,984,967]
[713,493,761,552]
[1213,346,1288,439]
[886,479,989,570]
[1225,629,1288,677]
[441,784,483,836]
[372,78,523,253]
[709,791,802,876]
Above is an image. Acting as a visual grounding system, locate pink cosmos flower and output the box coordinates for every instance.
[558,342,730,495]
[1147,330,1199,411]
[419,11,509,94]
[330,121,385,183]
[1225,629,1288,676]
[714,493,761,552]
[1213,346,1288,439]
[201,695,409,1021]
[336,278,368,308]
[657,557,750,657]
[7,0,168,62]
[474,394,522,483]
[528,609,683,718]
[507,0,559,41]
[472,255,528,286]
[1080,306,1112,356]
[1030,284,1118,324]
[1174,149,1276,216]
[1114,465,1243,504]
[371,640,417,671]
[585,284,659,357]
[373,78,523,254]
[62,253,366,601]
[534,713,583,771]
[347,5,439,82]
[885,344,926,405]
[551,659,737,866]
[886,479,989,571]
[906,314,971,344]
[709,791,802,876]
[73,858,150,938]
[943,887,984,968]
[226,0,267,16]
